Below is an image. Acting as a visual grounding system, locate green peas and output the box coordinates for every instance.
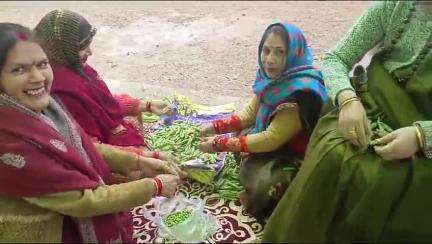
[163,209,193,227]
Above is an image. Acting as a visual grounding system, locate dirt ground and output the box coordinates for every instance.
[1,1,370,109]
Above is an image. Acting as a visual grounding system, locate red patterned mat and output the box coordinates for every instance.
[132,180,263,243]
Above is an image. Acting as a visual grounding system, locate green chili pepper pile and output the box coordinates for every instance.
[147,121,216,163]
[147,121,219,185]
[163,209,193,227]
[213,153,243,200]
[147,121,243,200]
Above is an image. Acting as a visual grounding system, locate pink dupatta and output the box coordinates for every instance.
[51,64,144,146]
[0,94,134,243]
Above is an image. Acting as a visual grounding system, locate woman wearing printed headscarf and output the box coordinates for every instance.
[0,22,180,243]
[198,22,328,220]
[263,1,432,242]
[33,9,179,182]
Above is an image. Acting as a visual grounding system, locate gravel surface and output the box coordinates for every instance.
[1,1,370,109]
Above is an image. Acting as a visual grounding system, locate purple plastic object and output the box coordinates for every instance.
[213,152,227,176]
[160,102,232,126]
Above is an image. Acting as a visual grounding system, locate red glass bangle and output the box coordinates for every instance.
[239,136,249,152]
[212,120,222,134]
[153,177,163,196]
[213,135,230,151]
[152,151,160,159]
[229,114,242,131]
[212,114,241,134]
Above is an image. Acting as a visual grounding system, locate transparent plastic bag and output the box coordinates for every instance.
[144,196,219,243]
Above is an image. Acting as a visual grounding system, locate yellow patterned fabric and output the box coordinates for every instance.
[173,93,235,115]
[0,178,154,242]
[0,196,63,242]
[25,178,155,218]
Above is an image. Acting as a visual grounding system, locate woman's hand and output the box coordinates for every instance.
[155,174,181,198]
[137,157,186,178]
[337,90,371,149]
[198,136,217,153]
[200,123,216,137]
[373,126,420,160]
[158,151,179,164]
[148,100,173,116]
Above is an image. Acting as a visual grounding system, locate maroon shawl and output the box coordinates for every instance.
[51,63,144,146]
[0,95,133,243]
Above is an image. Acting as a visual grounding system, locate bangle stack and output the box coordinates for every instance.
[212,135,230,151]
[152,177,163,196]
[212,120,226,134]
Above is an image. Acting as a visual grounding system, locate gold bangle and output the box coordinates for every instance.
[338,97,360,110]
[134,154,140,170]
[414,124,425,150]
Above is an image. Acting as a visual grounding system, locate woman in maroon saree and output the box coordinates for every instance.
[33,9,176,181]
[0,23,180,243]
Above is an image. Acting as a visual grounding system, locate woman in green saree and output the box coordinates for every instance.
[263,1,432,242]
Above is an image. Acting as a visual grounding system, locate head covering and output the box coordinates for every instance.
[0,94,132,243]
[34,9,96,69]
[35,10,143,146]
[251,22,328,134]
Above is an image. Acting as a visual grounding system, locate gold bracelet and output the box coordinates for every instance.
[338,97,360,110]
[414,124,425,150]
[134,154,141,170]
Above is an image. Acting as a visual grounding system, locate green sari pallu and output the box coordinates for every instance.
[262,52,432,243]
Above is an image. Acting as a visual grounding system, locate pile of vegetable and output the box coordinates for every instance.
[163,209,193,227]
[147,121,217,164]
[212,153,242,200]
[147,121,243,200]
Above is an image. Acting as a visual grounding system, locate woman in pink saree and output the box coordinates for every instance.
[33,9,177,182]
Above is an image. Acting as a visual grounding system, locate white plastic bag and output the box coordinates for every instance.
[144,196,219,242]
